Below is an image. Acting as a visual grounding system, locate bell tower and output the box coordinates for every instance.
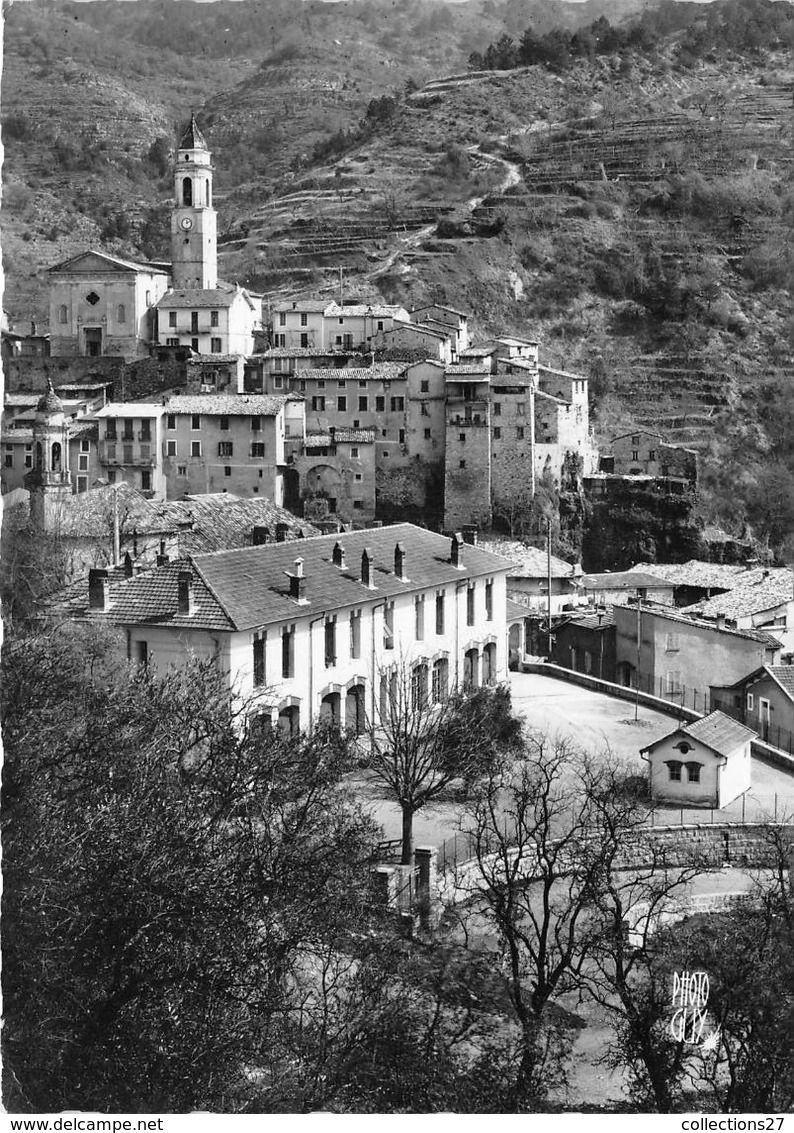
[25,379,73,531]
[171,114,217,290]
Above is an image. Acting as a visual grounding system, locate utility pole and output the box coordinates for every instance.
[339,265,343,306]
[635,588,642,722]
[547,516,553,658]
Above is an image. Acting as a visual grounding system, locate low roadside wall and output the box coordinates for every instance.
[522,662,794,773]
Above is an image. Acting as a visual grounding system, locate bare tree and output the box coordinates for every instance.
[366,662,523,865]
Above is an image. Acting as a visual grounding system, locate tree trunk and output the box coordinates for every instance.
[400,803,414,866]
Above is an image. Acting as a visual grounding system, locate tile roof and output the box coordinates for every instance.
[682,711,757,755]
[48,249,169,276]
[325,302,407,319]
[538,364,584,381]
[164,394,290,417]
[682,571,794,620]
[179,113,208,150]
[296,364,406,383]
[460,344,499,357]
[68,524,512,633]
[506,598,529,622]
[305,429,375,444]
[6,483,176,539]
[386,320,449,340]
[632,560,755,589]
[253,348,351,358]
[159,494,319,555]
[445,364,490,377]
[479,539,579,580]
[766,665,794,701]
[410,303,470,319]
[535,389,568,405]
[625,602,782,646]
[558,610,615,631]
[583,571,675,591]
[156,286,250,309]
[273,300,329,313]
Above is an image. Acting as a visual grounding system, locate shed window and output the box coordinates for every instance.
[666,761,683,782]
[685,762,702,784]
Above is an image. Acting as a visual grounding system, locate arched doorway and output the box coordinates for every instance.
[278,705,300,735]
[482,642,497,684]
[508,624,522,670]
[463,648,480,688]
[320,691,341,724]
[346,684,366,734]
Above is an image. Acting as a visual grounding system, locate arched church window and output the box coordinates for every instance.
[117,304,126,323]
[58,305,68,324]
[35,442,43,470]
[51,442,62,472]
[182,177,192,206]
[206,179,211,206]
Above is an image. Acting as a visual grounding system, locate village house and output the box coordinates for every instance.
[600,431,698,482]
[478,539,582,613]
[710,664,794,753]
[408,303,470,355]
[681,569,794,655]
[641,711,755,809]
[613,601,782,707]
[271,300,409,352]
[370,319,454,363]
[582,570,675,607]
[61,525,511,735]
[552,609,616,681]
[630,559,760,608]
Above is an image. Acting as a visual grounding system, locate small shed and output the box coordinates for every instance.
[641,710,755,809]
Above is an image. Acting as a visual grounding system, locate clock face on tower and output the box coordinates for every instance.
[180,217,193,231]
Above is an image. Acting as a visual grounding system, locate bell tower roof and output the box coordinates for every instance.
[36,377,64,416]
[179,113,208,151]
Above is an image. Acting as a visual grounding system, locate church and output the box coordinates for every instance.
[47,115,262,361]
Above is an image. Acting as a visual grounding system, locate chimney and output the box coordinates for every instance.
[361,547,374,589]
[394,541,406,579]
[30,320,36,336]
[275,522,289,543]
[88,568,110,611]
[716,613,726,629]
[123,552,134,579]
[252,525,270,546]
[178,569,195,616]
[332,541,346,569]
[285,557,307,602]
[156,538,170,566]
[450,532,464,569]
[462,524,478,546]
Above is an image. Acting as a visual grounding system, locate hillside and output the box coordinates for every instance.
[2,0,792,557]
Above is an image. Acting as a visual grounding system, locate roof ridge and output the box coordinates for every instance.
[188,555,240,631]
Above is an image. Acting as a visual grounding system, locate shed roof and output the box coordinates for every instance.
[642,710,756,757]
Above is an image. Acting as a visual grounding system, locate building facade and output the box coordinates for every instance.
[641,711,754,809]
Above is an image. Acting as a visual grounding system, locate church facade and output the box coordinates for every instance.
[48,116,262,362]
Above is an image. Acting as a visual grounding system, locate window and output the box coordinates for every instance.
[420,380,430,393]
[190,311,199,333]
[493,402,501,416]
[191,441,202,457]
[136,640,149,670]
[485,579,493,621]
[374,395,385,413]
[3,453,12,468]
[353,500,363,510]
[209,338,221,353]
[146,291,152,307]
[224,466,231,477]
[384,602,394,650]
[350,610,361,659]
[273,376,284,390]
[210,310,219,328]
[415,595,425,640]
[24,449,32,469]
[666,633,679,652]
[250,442,265,458]
[358,396,368,412]
[459,433,466,443]
[337,379,347,388]
[358,380,367,388]
[459,459,466,469]
[354,473,363,481]
[251,416,261,432]
[167,414,176,430]
[58,304,68,324]
[169,312,177,327]
[278,312,286,326]
[432,658,449,703]
[411,663,429,710]
[106,421,118,440]
[337,395,347,412]
[311,396,326,411]
[77,475,87,493]
[166,338,179,347]
[424,428,431,439]
[747,693,755,711]
[665,671,682,694]
[218,441,233,457]
[685,762,702,783]
[324,617,337,667]
[300,313,308,326]
[631,435,640,445]
[517,402,525,416]
[141,470,151,492]
[191,338,199,352]
[218,416,229,432]
[390,396,405,412]
[282,625,295,678]
[377,320,384,330]
[300,333,308,348]
[177,464,187,476]
[467,584,475,626]
[351,447,359,458]
[275,334,285,347]
[253,632,266,686]
[435,591,445,634]
[516,426,525,440]
[166,440,177,457]
[667,761,683,782]
[191,415,201,430]
[421,403,429,417]
[383,451,390,459]
[649,449,656,461]
[399,429,405,444]
[631,450,639,461]
[117,304,126,323]
[317,379,326,390]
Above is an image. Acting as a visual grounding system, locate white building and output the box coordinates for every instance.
[272,301,409,351]
[70,524,511,734]
[641,711,755,809]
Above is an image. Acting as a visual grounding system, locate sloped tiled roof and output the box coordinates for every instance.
[48,249,169,276]
[6,483,176,540]
[643,710,756,757]
[179,113,208,150]
[682,571,794,620]
[479,540,578,581]
[297,364,406,383]
[66,524,512,633]
[767,665,794,698]
[385,320,449,340]
[273,300,329,313]
[558,610,615,631]
[584,571,674,591]
[325,302,407,319]
[156,285,251,309]
[506,598,529,623]
[410,303,470,319]
[445,364,490,377]
[538,364,584,381]
[305,429,375,444]
[164,394,290,417]
[630,602,782,647]
[159,494,318,555]
[632,560,755,589]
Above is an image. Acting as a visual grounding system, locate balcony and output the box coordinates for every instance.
[448,413,488,428]
[99,442,157,467]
